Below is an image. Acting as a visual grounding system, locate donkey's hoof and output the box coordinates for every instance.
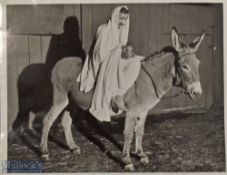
[72,147,81,155]
[140,156,149,164]
[41,154,50,161]
[124,164,135,171]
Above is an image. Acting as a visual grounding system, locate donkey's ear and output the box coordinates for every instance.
[171,27,185,52]
[189,31,205,52]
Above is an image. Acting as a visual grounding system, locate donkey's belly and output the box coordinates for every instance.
[69,81,94,110]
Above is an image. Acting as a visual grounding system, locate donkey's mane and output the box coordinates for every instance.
[142,46,177,63]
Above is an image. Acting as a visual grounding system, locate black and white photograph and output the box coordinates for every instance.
[0,0,226,173]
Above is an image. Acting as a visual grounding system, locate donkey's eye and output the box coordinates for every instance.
[182,65,189,70]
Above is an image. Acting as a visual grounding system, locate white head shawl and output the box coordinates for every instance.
[110,6,130,45]
[93,6,130,62]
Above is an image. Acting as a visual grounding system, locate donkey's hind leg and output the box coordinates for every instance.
[61,110,81,155]
[40,88,68,161]
[135,111,149,164]
[28,111,36,131]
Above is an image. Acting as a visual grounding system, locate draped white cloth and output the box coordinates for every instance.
[77,6,141,121]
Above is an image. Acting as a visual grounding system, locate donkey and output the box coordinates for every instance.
[40,28,205,171]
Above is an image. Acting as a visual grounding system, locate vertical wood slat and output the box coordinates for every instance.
[81,4,93,53]
[212,4,223,108]
[7,64,18,131]
[41,36,52,63]
[16,36,30,76]
[7,35,29,129]
[63,4,74,18]
[29,35,42,64]
[204,36,213,107]
[7,35,18,130]
[128,4,140,54]
[139,4,149,56]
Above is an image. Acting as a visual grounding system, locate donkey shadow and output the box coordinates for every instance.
[13,16,86,131]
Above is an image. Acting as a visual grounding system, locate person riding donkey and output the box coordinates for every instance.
[77,6,144,121]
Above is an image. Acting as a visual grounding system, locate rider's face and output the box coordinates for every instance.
[119,13,129,26]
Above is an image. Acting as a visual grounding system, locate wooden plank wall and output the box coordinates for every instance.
[212,5,223,109]
[7,5,82,131]
[7,4,223,131]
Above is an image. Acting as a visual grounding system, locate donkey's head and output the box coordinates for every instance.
[171,27,205,99]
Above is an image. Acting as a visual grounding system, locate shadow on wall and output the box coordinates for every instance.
[13,16,86,130]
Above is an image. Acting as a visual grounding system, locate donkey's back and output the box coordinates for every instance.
[51,57,82,91]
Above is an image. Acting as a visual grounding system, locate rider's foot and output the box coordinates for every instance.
[111,98,119,113]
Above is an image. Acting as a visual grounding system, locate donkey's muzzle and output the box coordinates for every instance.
[187,81,203,99]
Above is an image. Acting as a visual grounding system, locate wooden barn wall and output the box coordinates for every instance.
[7,4,223,131]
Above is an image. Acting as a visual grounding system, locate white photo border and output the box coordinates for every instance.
[0,0,226,174]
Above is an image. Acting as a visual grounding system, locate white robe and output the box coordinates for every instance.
[77,6,141,121]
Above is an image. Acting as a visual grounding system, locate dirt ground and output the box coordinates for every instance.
[8,110,226,172]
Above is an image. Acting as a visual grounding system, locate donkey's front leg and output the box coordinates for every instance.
[122,113,136,171]
[135,111,149,164]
